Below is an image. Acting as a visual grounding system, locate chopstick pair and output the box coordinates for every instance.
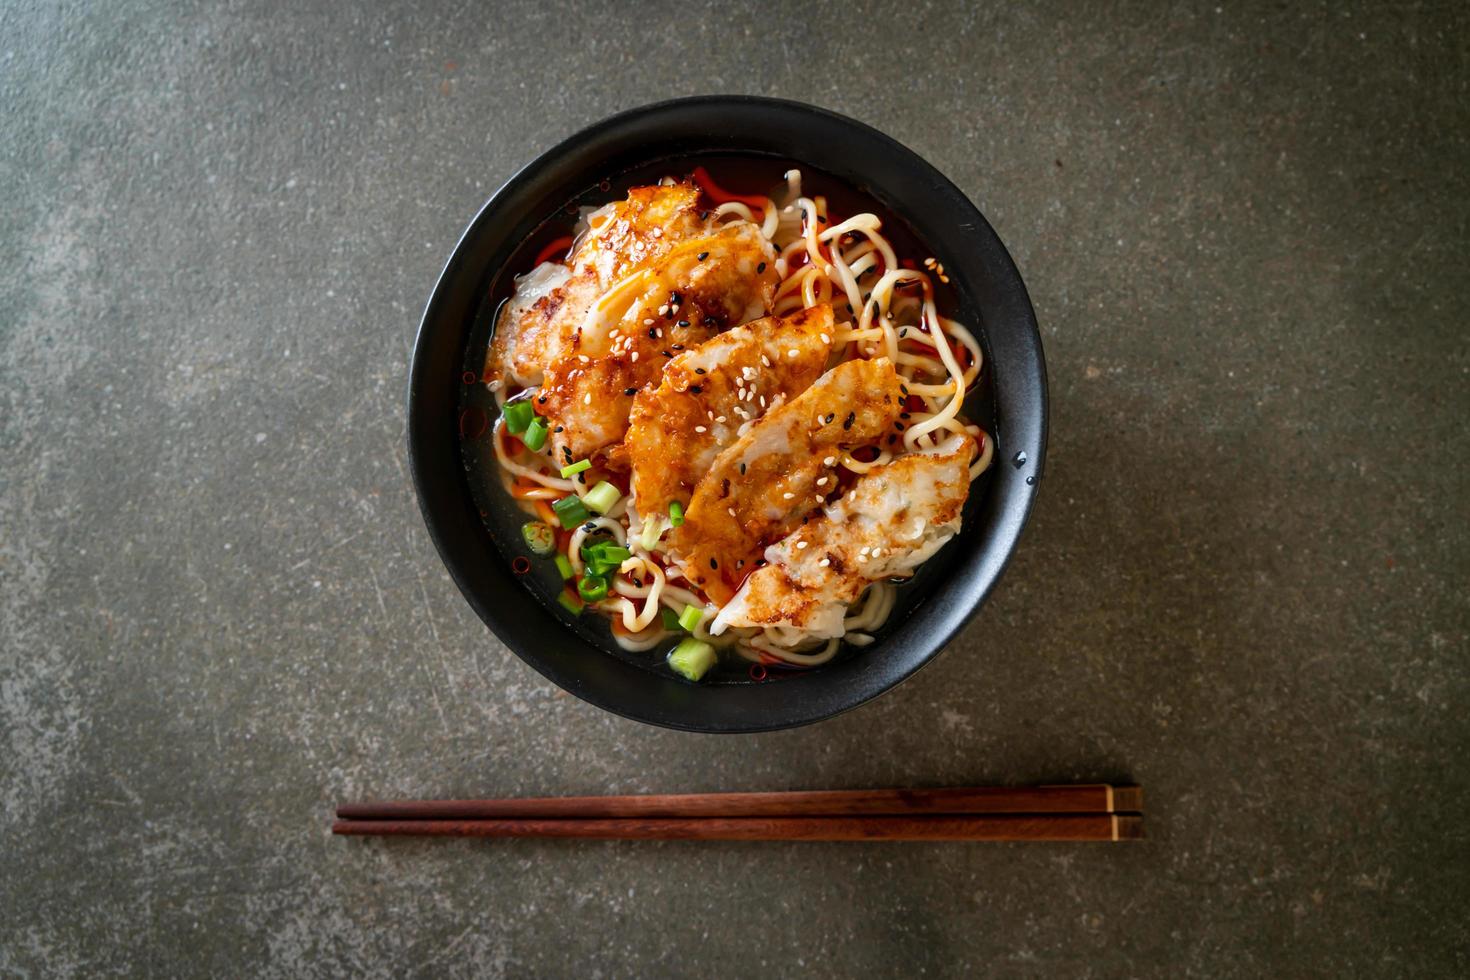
[334,784,1143,842]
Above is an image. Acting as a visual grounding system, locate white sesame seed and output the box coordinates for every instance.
[848,490,856,500]
[643,318,655,325]
[658,305,669,316]
[820,333,831,344]
[584,393,592,404]
[760,355,771,367]
[631,351,639,362]
[858,554,868,563]
[782,492,794,500]
[655,328,662,338]
[787,349,799,358]
[759,395,766,407]
[860,546,870,555]
[816,477,828,486]
[823,456,836,466]
[694,425,707,433]
[871,547,882,557]
[796,541,808,549]
[728,507,736,517]
[715,416,726,423]
[818,557,831,567]
[578,355,590,363]
[814,495,823,503]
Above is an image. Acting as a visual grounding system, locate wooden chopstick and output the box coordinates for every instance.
[336,785,1141,822]
[332,813,1143,842]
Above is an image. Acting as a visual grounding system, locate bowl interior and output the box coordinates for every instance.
[409,97,1046,732]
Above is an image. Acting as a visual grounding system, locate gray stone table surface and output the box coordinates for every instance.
[3,0,1467,976]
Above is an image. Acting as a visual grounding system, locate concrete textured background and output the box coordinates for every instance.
[3,0,1467,975]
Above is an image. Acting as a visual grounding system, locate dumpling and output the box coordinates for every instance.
[711,434,975,637]
[669,357,904,604]
[625,304,836,536]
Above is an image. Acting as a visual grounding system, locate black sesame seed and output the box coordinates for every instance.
[694,368,706,375]
[553,425,564,433]
[709,557,718,570]
[846,303,853,314]
[739,462,746,475]
[578,473,587,483]
[677,320,690,328]
[887,434,897,445]
[900,412,911,419]
[624,387,638,396]
[736,559,744,568]
[661,350,673,358]
[583,522,597,532]
[672,344,685,350]
[648,327,658,339]
[757,262,766,273]
[894,421,906,431]
[690,385,703,394]
[721,478,730,495]
[900,384,910,395]
[843,412,855,431]
[824,413,835,424]
[697,251,709,260]
[538,395,548,404]
[669,291,681,305]
[702,315,718,327]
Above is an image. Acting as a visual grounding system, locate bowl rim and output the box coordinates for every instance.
[408,95,1047,732]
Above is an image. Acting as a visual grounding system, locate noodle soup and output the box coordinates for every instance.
[458,156,996,683]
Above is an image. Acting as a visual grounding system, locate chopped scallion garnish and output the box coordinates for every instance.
[521,416,548,451]
[520,521,556,556]
[551,494,591,529]
[584,480,621,515]
[558,591,584,615]
[560,458,591,478]
[660,607,682,632]
[677,604,703,632]
[577,574,609,603]
[667,638,717,681]
[639,520,661,551]
[668,500,685,526]
[502,400,534,434]
[553,554,574,580]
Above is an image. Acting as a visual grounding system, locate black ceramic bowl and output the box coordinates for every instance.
[408,96,1046,732]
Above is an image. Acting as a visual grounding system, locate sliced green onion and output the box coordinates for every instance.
[667,638,717,681]
[551,495,591,529]
[584,480,621,515]
[502,400,534,434]
[639,520,661,551]
[577,574,609,603]
[521,416,548,452]
[583,555,615,577]
[677,604,703,632]
[660,607,682,632]
[560,458,591,478]
[585,542,631,564]
[668,500,685,526]
[520,521,556,556]
[553,553,574,580]
[558,590,584,615]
